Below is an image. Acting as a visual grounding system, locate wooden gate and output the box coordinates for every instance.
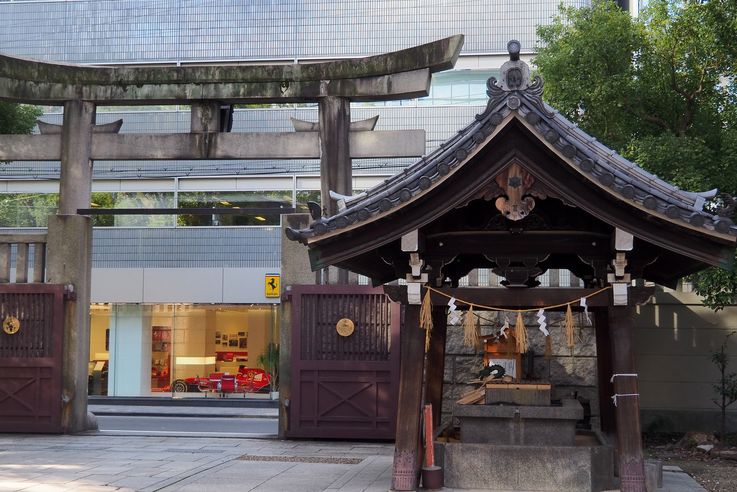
[287,285,400,439]
[0,284,65,433]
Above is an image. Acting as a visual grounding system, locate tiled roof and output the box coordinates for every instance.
[287,41,736,244]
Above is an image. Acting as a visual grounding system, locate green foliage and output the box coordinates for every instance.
[624,134,719,192]
[692,262,737,312]
[0,102,42,135]
[535,1,645,149]
[711,332,737,441]
[257,342,279,391]
[536,0,737,309]
[0,193,58,227]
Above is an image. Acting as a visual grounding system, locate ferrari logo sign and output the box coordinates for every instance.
[265,274,280,298]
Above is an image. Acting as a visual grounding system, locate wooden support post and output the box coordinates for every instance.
[425,306,447,429]
[594,309,616,434]
[392,304,426,491]
[319,96,351,284]
[608,303,646,492]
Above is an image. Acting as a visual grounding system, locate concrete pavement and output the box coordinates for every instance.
[0,434,393,492]
[0,433,708,491]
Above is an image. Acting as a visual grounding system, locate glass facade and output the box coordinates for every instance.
[89,303,279,397]
[0,1,588,64]
[177,190,292,226]
[0,190,297,228]
[0,193,58,227]
[90,192,176,227]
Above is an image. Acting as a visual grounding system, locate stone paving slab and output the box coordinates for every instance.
[0,434,707,491]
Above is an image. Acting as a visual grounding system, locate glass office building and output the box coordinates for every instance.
[0,0,593,396]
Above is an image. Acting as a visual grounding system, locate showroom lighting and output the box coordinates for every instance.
[175,356,216,365]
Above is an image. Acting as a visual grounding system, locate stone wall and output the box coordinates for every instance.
[441,310,600,430]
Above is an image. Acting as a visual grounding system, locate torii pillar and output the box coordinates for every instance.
[46,99,96,433]
[319,96,352,284]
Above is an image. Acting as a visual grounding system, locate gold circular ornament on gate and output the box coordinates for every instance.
[336,318,355,337]
[2,316,20,335]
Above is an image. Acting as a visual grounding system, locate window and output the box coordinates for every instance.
[177,190,292,226]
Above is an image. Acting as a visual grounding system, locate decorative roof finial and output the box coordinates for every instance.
[476,40,551,120]
[508,40,521,61]
[500,40,530,91]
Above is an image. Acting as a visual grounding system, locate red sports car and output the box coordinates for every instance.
[171,366,271,394]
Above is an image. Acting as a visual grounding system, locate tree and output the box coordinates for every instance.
[535,0,737,309]
[257,342,279,392]
[0,102,42,135]
[711,332,737,442]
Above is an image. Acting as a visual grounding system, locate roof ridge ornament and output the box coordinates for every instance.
[477,40,553,120]
[500,40,530,91]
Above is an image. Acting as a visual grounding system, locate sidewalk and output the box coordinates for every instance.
[0,433,707,492]
[0,434,393,492]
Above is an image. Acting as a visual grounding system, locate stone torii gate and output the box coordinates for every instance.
[0,35,463,433]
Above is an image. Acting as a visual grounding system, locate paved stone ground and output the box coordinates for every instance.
[0,433,707,491]
[0,435,392,492]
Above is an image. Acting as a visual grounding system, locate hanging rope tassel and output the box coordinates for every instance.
[463,305,479,348]
[544,334,553,359]
[565,303,575,350]
[420,289,433,352]
[515,311,528,353]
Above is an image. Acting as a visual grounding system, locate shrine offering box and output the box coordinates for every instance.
[485,381,551,406]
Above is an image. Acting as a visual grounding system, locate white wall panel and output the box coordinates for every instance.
[91,268,144,303]
[223,267,281,304]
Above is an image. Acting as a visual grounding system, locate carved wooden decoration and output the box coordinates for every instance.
[494,163,536,220]
[336,318,355,337]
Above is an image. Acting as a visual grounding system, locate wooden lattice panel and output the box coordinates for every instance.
[0,284,64,433]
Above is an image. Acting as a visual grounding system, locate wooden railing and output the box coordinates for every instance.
[0,233,47,283]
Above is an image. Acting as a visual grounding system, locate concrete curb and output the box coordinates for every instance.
[91,411,278,419]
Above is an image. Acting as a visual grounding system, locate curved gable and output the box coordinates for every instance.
[287,40,736,285]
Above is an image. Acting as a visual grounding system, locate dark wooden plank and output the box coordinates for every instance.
[384,286,655,310]
[429,287,611,309]
[426,306,447,429]
[77,207,295,215]
[391,304,425,491]
[608,304,646,492]
[594,309,616,434]
[424,230,610,256]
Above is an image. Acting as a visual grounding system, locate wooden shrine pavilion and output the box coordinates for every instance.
[286,40,737,491]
